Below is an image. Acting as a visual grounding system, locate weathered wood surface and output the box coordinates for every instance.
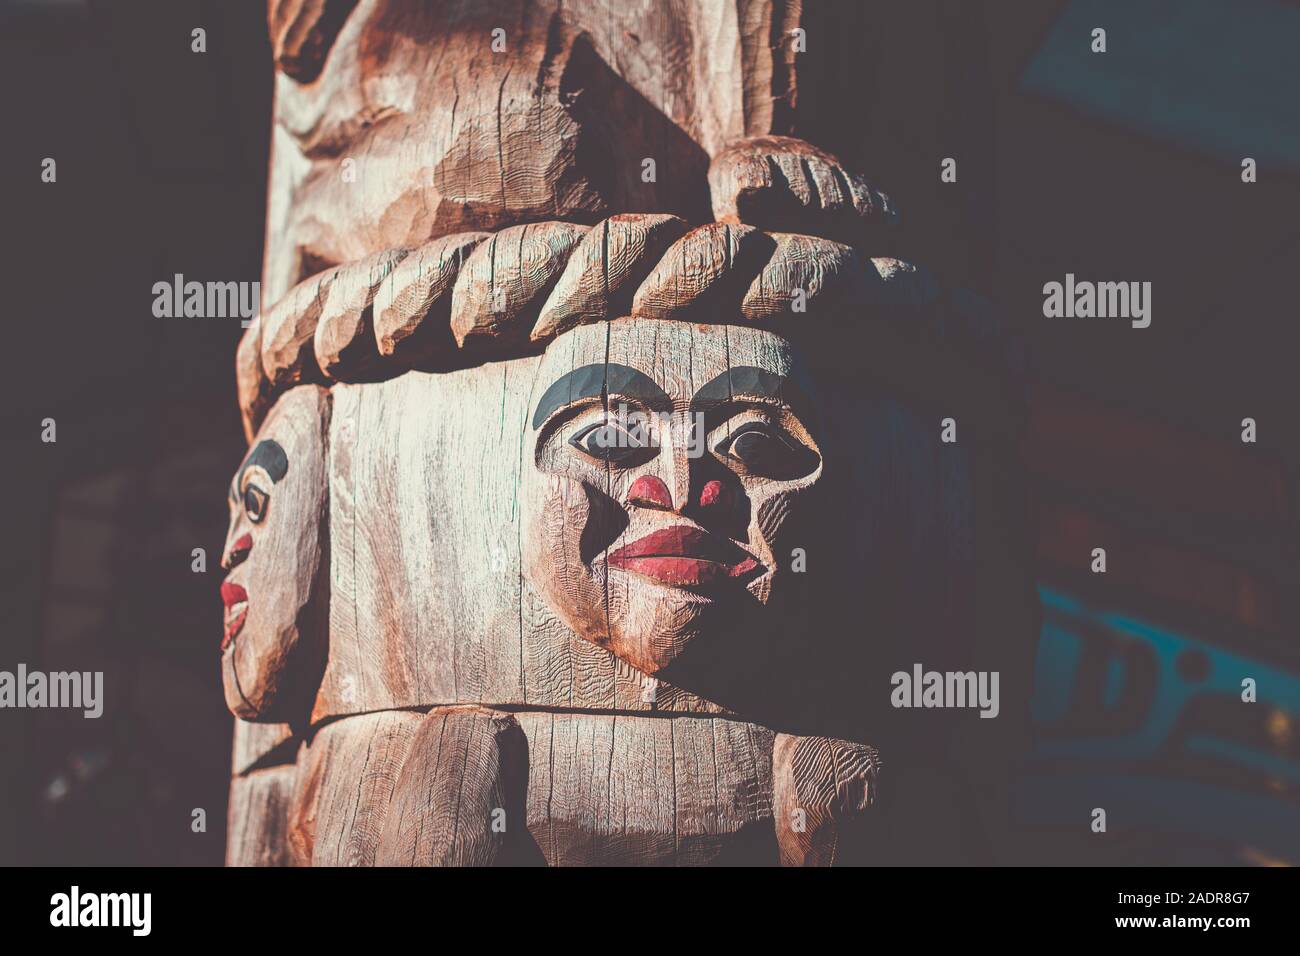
[261,0,803,305]
[518,713,778,866]
[260,268,335,394]
[311,309,1023,730]
[242,223,993,432]
[235,315,273,443]
[226,763,297,867]
[773,733,879,866]
[241,215,1025,437]
[532,213,689,342]
[373,231,489,365]
[708,135,899,251]
[267,0,357,83]
[314,246,410,381]
[375,707,529,866]
[287,711,424,866]
[315,350,730,719]
[225,0,1039,867]
[231,718,298,775]
[221,385,331,724]
[265,710,888,866]
[450,221,588,350]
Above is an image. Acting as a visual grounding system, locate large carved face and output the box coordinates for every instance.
[523,318,823,677]
[220,385,329,721]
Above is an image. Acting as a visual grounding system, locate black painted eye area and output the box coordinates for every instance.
[715,422,817,480]
[243,484,269,523]
[570,420,657,465]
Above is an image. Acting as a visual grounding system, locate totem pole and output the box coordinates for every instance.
[224,0,1036,866]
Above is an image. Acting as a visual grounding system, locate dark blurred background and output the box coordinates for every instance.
[1,0,1296,865]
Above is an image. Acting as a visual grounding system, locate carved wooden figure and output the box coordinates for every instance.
[224,0,1034,866]
[220,385,330,724]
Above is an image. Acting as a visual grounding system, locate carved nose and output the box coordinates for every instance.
[223,533,253,571]
[626,475,673,510]
[698,480,730,510]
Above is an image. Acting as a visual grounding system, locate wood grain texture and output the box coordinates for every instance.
[709,135,900,250]
[259,0,800,304]
[226,763,297,867]
[314,362,728,721]
[252,239,952,418]
[773,733,879,866]
[450,221,588,350]
[517,712,777,866]
[267,0,358,83]
[230,0,1040,870]
[281,711,867,866]
[288,711,424,866]
[235,315,273,443]
[375,706,529,866]
[260,267,336,393]
[630,222,774,322]
[739,231,862,322]
[231,718,297,775]
[373,231,489,364]
[531,213,689,343]
[314,246,409,381]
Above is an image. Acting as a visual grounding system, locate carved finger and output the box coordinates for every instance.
[773,733,880,866]
[631,222,774,322]
[373,231,490,364]
[532,213,689,343]
[740,232,863,322]
[710,136,899,249]
[313,246,410,382]
[450,221,589,350]
[260,266,337,394]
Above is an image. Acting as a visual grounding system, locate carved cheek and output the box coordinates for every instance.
[753,489,799,567]
[530,474,590,584]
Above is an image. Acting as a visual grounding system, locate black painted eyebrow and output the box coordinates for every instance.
[237,439,289,491]
[531,363,669,429]
[690,366,791,410]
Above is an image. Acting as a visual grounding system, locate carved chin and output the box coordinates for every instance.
[221,651,260,719]
[222,601,249,649]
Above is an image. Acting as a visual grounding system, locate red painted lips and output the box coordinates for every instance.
[221,580,249,650]
[606,525,760,588]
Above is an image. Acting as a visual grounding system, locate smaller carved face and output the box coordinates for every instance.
[523,319,822,677]
[220,386,329,720]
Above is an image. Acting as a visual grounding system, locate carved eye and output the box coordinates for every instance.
[715,423,816,479]
[570,420,656,464]
[242,484,269,523]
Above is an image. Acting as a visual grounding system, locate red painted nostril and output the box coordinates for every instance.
[699,480,729,509]
[226,533,253,568]
[626,475,673,510]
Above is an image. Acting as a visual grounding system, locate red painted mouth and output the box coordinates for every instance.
[221,580,249,650]
[606,525,761,589]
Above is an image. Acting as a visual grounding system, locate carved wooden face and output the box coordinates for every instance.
[220,385,329,721]
[524,318,822,676]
